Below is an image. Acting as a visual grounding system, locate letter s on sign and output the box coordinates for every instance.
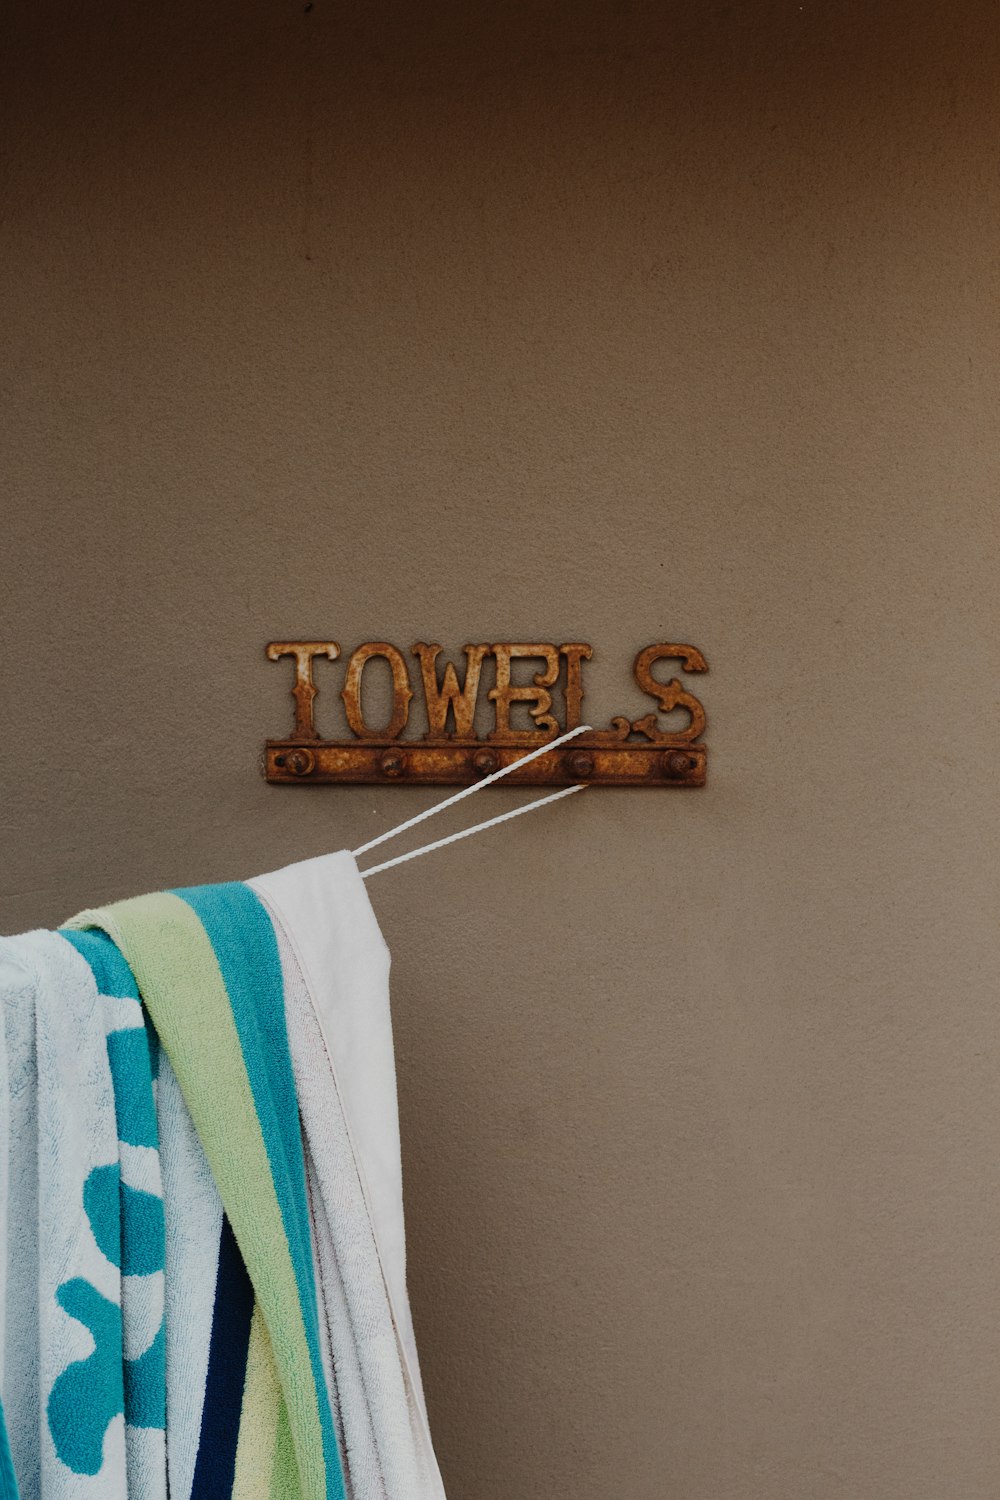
[633,644,708,742]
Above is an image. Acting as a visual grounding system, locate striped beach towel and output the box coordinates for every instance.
[71,885,345,1500]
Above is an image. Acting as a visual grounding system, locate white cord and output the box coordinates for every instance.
[351,722,593,858]
[358,784,586,879]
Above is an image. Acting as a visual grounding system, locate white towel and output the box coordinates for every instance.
[0,931,127,1500]
[155,1053,224,1500]
[249,851,446,1500]
[279,923,393,1499]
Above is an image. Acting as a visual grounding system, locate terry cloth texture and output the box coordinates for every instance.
[60,931,167,1500]
[0,1398,18,1500]
[154,1051,225,1500]
[2,858,445,1500]
[250,852,445,1500]
[72,885,346,1500]
[0,930,134,1500]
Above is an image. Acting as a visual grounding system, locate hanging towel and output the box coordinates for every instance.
[0,930,128,1500]
[249,851,445,1500]
[70,885,345,1500]
[3,860,445,1500]
[59,931,168,1500]
[63,940,266,1500]
[0,916,266,1500]
[154,1052,225,1500]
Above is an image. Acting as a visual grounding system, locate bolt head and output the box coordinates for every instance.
[286,749,315,776]
[664,751,692,777]
[473,749,499,775]
[569,750,595,777]
[380,751,404,778]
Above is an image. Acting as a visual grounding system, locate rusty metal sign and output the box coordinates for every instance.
[265,641,708,787]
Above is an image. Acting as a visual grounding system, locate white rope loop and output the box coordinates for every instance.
[352,723,593,859]
[358,784,585,878]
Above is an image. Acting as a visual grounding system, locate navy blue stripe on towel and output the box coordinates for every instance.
[190,1215,255,1499]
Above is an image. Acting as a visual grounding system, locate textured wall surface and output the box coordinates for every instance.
[3,3,1000,1495]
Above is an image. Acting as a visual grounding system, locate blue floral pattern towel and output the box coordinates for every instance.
[0,930,167,1500]
[61,932,166,1500]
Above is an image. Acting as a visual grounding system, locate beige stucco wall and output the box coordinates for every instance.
[3,3,999,1495]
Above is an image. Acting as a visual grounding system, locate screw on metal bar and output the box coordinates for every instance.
[663,751,693,777]
[568,750,594,777]
[472,749,499,775]
[286,749,315,776]
[379,750,405,778]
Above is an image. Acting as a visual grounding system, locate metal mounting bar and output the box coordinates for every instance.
[265,738,706,787]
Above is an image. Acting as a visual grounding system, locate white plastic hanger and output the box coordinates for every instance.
[354,724,592,878]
